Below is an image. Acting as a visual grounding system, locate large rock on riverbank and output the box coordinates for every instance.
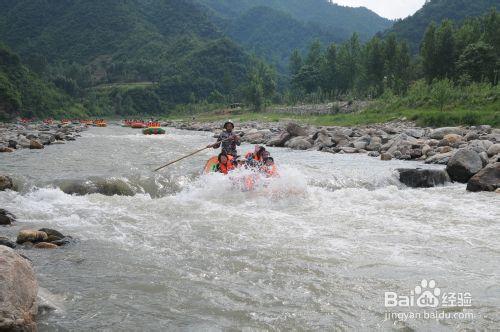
[0,246,38,331]
[0,121,88,153]
[466,163,500,192]
[446,149,483,183]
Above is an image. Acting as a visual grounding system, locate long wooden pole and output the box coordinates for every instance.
[153,137,232,172]
[154,146,210,172]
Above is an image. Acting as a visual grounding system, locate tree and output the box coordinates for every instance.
[337,33,361,93]
[245,72,264,111]
[289,49,303,77]
[321,43,339,94]
[434,20,456,79]
[457,42,497,84]
[362,36,385,97]
[421,22,437,83]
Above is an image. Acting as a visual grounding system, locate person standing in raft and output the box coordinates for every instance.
[208,120,240,157]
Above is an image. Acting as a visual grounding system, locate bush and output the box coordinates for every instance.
[430,79,455,111]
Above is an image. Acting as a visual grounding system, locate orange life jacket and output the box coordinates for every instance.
[261,164,278,177]
[217,156,235,174]
[245,152,262,162]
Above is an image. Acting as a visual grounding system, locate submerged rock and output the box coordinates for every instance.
[0,175,13,191]
[446,149,483,183]
[0,237,16,249]
[0,209,16,226]
[466,163,500,192]
[398,168,450,188]
[33,242,59,249]
[0,246,38,331]
[59,179,135,196]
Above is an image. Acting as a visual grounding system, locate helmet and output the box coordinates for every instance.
[223,120,234,130]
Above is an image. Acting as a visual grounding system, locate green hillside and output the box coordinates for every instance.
[383,0,500,52]
[0,44,82,120]
[198,0,392,72]
[0,0,254,106]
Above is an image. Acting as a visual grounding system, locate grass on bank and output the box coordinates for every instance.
[164,102,500,128]
[164,80,500,128]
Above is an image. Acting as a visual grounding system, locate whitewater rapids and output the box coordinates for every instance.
[0,125,499,331]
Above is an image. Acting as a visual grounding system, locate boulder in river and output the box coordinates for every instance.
[466,163,500,192]
[0,246,38,331]
[38,228,64,240]
[0,237,16,249]
[446,149,483,183]
[0,147,14,153]
[0,175,13,191]
[398,168,450,188]
[17,230,48,244]
[380,153,392,161]
[29,139,44,149]
[33,242,59,249]
[285,136,312,150]
[0,209,16,226]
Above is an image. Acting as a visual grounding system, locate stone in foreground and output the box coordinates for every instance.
[0,246,38,331]
[466,163,500,192]
[398,168,450,188]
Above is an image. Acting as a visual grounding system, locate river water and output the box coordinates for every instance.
[0,125,499,331]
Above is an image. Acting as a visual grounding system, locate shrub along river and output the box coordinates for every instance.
[0,125,499,330]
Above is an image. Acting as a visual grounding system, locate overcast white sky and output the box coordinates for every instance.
[333,0,427,19]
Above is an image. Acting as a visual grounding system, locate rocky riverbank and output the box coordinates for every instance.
[0,121,88,153]
[165,120,500,192]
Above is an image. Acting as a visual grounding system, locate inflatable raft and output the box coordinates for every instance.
[143,128,166,135]
[204,156,219,173]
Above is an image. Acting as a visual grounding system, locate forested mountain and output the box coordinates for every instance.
[0,45,79,120]
[383,0,500,52]
[0,0,253,104]
[226,6,340,73]
[198,0,392,71]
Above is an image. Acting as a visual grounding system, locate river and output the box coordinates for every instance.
[0,125,499,331]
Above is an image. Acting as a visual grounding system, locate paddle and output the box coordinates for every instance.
[153,136,234,172]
